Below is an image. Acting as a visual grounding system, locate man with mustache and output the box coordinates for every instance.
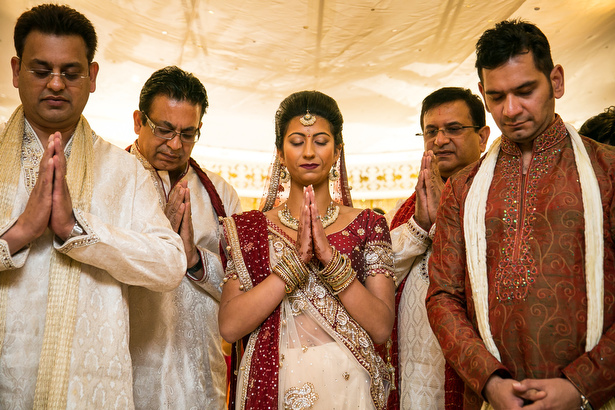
[127,66,241,409]
[386,87,489,409]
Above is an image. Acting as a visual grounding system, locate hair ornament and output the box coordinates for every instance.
[299,110,316,126]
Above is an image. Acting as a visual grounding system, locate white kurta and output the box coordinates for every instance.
[0,133,186,409]
[386,200,445,410]
[128,154,241,410]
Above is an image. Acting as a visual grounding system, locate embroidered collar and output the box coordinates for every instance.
[500,114,567,156]
[24,118,77,158]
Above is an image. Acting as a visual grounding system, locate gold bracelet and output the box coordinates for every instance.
[273,259,298,293]
[320,251,356,294]
[320,248,344,277]
[273,267,295,293]
[273,252,309,293]
[330,264,356,295]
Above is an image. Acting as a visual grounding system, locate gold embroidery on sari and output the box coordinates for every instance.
[225,217,390,409]
[283,382,319,410]
[221,217,254,291]
[270,228,389,409]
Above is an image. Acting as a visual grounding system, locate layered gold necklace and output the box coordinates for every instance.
[278,201,340,231]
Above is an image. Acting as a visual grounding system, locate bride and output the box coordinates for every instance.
[219,90,395,410]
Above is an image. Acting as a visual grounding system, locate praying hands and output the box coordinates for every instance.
[1,132,76,254]
[414,150,445,232]
[165,180,201,272]
[295,185,334,266]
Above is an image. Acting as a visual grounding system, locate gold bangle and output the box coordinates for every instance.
[330,264,356,295]
[273,266,295,293]
[320,248,343,277]
[273,252,309,293]
[320,252,356,294]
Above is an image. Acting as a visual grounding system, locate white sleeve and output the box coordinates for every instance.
[54,153,186,292]
[0,217,29,270]
[186,247,224,302]
[389,215,431,287]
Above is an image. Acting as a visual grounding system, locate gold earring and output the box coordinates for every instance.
[329,167,339,181]
[280,166,290,183]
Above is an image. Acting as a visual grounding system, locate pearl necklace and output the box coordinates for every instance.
[278,201,340,231]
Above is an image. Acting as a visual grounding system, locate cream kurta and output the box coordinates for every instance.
[386,201,445,409]
[0,131,186,409]
[128,152,241,410]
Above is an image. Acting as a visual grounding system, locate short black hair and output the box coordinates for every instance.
[14,3,97,63]
[420,87,486,130]
[475,19,554,83]
[139,66,209,122]
[275,91,343,150]
[580,106,615,146]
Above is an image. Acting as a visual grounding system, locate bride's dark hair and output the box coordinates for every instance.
[274,90,344,150]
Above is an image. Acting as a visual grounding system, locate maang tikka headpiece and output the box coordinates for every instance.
[299,110,316,126]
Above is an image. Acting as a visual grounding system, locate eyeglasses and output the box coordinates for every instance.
[417,125,480,139]
[25,68,89,85]
[142,112,201,144]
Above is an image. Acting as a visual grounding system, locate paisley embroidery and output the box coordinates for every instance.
[283,382,319,410]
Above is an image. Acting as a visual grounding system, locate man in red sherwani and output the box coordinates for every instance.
[426,19,615,410]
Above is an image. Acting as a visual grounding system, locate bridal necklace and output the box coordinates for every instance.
[278,201,340,231]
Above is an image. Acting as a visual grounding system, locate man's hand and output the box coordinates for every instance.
[1,134,55,253]
[415,150,444,231]
[179,187,199,269]
[164,180,199,271]
[513,378,582,410]
[483,375,526,410]
[48,133,76,241]
[424,150,445,223]
[165,181,188,233]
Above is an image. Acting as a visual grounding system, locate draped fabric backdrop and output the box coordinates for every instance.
[1,0,614,210]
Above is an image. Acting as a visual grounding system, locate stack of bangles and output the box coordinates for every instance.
[320,248,356,295]
[273,251,309,293]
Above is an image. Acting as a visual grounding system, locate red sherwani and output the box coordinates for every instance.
[426,116,615,409]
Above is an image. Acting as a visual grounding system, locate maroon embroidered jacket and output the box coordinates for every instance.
[426,116,615,409]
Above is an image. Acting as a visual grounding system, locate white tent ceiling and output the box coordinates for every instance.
[1,0,614,205]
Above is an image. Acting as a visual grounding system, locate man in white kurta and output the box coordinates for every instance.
[0,6,185,408]
[0,125,186,408]
[127,66,242,409]
[386,87,489,409]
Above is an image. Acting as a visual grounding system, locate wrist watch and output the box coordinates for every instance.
[67,221,84,239]
[187,256,203,275]
[580,393,593,410]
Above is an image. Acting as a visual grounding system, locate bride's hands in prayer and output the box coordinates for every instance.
[295,186,314,264]
[295,185,334,266]
[305,186,334,265]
